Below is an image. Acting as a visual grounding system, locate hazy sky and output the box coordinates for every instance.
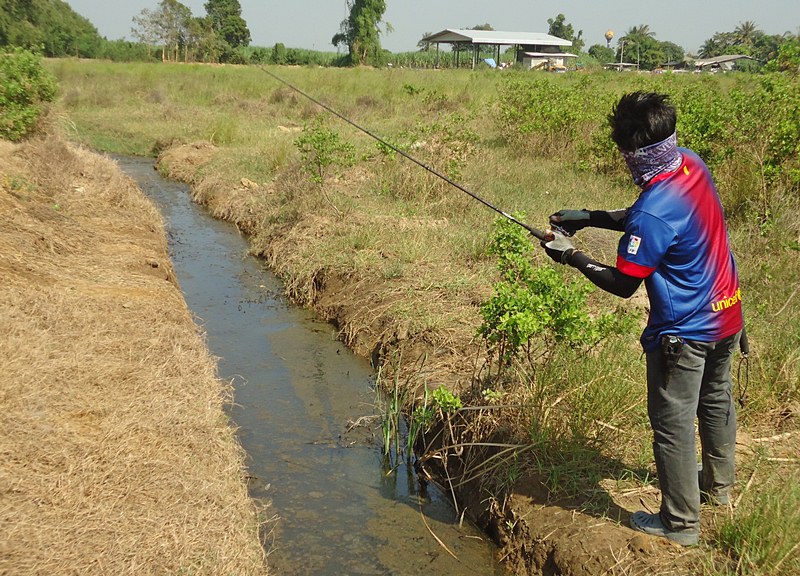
[66,0,799,55]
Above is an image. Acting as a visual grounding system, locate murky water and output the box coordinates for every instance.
[116,156,502,576]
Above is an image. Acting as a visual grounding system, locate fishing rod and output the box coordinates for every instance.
[259,67,547,241]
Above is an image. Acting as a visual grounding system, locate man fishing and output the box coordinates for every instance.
[541,91,744,546]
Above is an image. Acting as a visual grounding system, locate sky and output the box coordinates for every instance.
[66,0,799,55]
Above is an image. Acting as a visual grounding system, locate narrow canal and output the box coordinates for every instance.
[116,156,502,576]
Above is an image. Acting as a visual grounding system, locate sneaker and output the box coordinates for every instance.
[629,511,699,546]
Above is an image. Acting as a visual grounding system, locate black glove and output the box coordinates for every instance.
[549,209,590,236]
[542,232,577,265]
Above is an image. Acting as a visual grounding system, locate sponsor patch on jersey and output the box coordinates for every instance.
[627,235,641,255]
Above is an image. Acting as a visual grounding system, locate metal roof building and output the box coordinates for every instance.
[420,29,574,69]
[692,54,757,71]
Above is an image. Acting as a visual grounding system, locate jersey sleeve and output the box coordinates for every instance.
[616,211,677,279]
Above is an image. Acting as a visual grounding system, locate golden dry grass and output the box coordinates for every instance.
[0,135,267,575]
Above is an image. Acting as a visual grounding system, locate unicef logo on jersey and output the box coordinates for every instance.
[712,288,743,312]
[627,235,642,255]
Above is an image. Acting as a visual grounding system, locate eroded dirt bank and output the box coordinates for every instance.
[0,135,266,575]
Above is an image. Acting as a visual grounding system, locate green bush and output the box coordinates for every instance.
[295,117,356,185]
[477,215,630,366]
[0,48,57,141]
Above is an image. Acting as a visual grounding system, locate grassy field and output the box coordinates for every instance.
[49,60,799,575]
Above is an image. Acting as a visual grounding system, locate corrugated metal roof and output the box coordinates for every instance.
[422,29,572,47]
[693,54,756,66]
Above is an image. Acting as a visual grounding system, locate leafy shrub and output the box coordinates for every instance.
[671,79,734,170]
[0,48,57,141]
[718,75,800,222]
[496,74,608,156]
[477,215,629,366]
[295,117,356,185]
[96,40,158,62]
[495,72,800,229]
[764,37,800,74]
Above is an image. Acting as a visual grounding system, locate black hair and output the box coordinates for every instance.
[608,92,677,152]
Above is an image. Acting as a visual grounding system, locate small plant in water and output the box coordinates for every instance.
[376,360,436,468]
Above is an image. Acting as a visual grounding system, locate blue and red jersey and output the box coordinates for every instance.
[616,148,743,352]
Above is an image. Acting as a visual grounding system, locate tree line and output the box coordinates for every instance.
[131,0,250,63]
[586,21,799,71]
[0,0,102,58]
[1,0,797,72]
[0,0,252,63]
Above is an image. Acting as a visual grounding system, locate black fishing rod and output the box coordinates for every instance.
[259,66,547,241]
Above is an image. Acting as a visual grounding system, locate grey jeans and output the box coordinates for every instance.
[645,331,740,532]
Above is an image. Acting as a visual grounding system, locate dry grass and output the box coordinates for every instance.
[0,135,267,575]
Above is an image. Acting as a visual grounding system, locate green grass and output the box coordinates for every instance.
[49,60,800,575]
[711,462,800,575]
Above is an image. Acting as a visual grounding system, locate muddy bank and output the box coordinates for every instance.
[0,135,266,575]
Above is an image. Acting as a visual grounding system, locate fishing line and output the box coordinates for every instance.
[258,66,546,240]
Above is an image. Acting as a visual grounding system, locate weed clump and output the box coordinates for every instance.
[0,48,57,141]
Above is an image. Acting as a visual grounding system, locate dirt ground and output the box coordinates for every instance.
[0,135,267,574]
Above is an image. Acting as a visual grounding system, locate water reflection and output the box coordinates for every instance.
[116,155,501,575]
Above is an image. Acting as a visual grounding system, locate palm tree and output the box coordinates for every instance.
[625,24,655,39]
[699,37,720,58]
[417,31,433,52]
[734,21,759,46]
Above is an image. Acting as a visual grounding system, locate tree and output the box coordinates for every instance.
[331,0,387,66]
[588,44,614,63]
[660,41,685,64]
[0,47,57,141]
[734,21,760,47]
[204,0,250,49]
[271,42,287,64]
[187,16,224,62]
[699,23,791,65]
[616,34,672,70]
[753,33,788,64]
[766,36,800,74]
[618,25,673,69]
[547,13,584,53]
[699,36,722,58]
[132,0,193,62]
[417,31,432,52]
[699,30,759,58]
[625,24,655,38]
[0,0,103,57]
